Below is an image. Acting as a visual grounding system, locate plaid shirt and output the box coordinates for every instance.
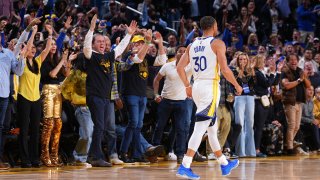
[219,75,231,105]
[110,59,134,100]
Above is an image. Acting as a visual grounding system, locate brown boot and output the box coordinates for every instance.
[40,118,54,167]
[50,118,63,167]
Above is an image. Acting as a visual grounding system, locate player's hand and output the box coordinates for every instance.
[235,85,243,96]
[186,86,192,98]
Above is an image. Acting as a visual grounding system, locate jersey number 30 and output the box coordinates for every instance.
[193,56,207,72]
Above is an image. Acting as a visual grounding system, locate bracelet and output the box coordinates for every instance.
[145,40,151,44]
[48,35,53,39]
[185,85,192,88]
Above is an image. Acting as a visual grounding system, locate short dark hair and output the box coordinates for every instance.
[175,45,186,54]
[200,16,216,31]
[286,54,299,62]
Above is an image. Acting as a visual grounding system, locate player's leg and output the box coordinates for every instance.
[176,119,211,179]
[207,120,239,176]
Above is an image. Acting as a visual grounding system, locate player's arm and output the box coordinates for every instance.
[213,39,242,95]
[177,45,191,88]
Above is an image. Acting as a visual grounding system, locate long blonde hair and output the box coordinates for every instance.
[253,55,265,70]
[236,52,254,77]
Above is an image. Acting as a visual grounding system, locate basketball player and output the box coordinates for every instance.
[176,16,243,179]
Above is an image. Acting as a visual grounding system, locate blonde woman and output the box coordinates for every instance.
[232,52,256,157]
[247,33,259,55]
[252,55,283,157]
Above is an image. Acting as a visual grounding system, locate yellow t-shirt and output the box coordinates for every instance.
[18,56,42,101]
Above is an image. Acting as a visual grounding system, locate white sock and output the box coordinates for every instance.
[182,156,193,168]
[217,155,228,165]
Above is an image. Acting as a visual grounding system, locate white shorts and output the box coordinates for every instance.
[192,79,220,122]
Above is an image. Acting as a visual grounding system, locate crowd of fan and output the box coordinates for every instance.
[0,0,319,169]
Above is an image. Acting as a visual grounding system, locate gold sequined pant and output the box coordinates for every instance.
[42,84,62,119]
[40,85,63,166]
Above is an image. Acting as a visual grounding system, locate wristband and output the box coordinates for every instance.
[185,85,192,88]
[297,78,302,83]
[145,40,151,45]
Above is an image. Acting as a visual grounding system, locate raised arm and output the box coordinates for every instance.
[114,21,137,58]
[153,31,167,66]
[213,39,242,95]
[83,14,98,59]
[39,24,53,62]
[131,29,153,63]
[23,25,38,58]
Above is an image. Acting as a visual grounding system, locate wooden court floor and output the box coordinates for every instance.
[0,155,320,179]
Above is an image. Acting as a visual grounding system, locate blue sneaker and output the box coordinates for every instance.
[176,164,200,179]
[220,159,239,176]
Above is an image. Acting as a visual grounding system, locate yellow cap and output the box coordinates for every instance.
[131,35,145,43]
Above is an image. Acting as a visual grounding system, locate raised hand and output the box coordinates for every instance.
[153,31,163,45]
[30,17,42,26]
[64,16,73,29]
[90,14,98,31]
[45,24,53,35]
[144,29,152,42]
[126,20,138,35]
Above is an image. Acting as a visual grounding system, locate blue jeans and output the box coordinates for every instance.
[116,125,151,154]
[234,95,256,157]
[152,98,192,157]
[73,106,94,162]
[87,96,117,161]
[0,97,9,158]
[120,95,147,158]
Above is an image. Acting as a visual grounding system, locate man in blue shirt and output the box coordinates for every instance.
[296,0,319,43]
[0,35,25,169]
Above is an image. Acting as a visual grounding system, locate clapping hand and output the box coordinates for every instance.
[68,52,78,61]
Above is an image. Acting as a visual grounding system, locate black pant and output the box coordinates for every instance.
[254,100,270,150]
[300,123,320,151]
[17,94,41,164]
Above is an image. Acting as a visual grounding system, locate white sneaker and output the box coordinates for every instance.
[207,153,216,160]
[165,152,177,161]
[296,147,309,156]
[110,157,124,165]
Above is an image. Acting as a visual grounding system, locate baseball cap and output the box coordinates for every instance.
[131,35,145,43]
[314,37,319,43]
